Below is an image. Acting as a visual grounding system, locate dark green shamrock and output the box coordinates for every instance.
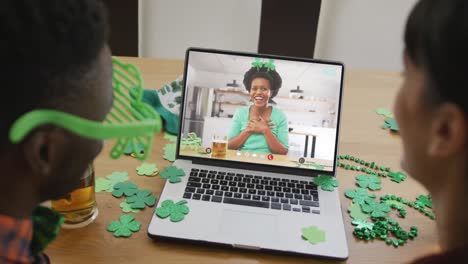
[352,219,374,230]
[107,215,141,237]
[388,171,407,183]
[264,59,276,72]
[301,226,326,245]
[252,58,263,70]
[112,182,138,198]
[344,188,376,205]
[360,199,391,218]
[313,175,339,191]
[415,194,432,209]
[155,200,190,222]
[356,175,382,191]
[160,166,186,183]
[126,190,157,209]
[382,117,399,132]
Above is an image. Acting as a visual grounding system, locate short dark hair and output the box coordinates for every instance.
[0,0,109,148]
[405,0,468,115]
[243,67,282,102]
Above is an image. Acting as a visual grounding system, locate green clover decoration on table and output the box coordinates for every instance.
[360,199,392,218]
[107,215,141,238]
[136,163,159,176]
[126,190,157,209]
[382,117,399,132]
[313,175,339,191]
[96,171,129,192]
[415,195,432,209]
[376,108,393,117]
[119,201,140,213]
[163,143,176,162]
[155,200,190,222]
[356,174,382,191]
[160,166,186,183]
[352,219,374,230]
[112,182,138,198]
[388,171,407,183]
[348,203,370,221]
[301,226,326,245]
[344,188,377,205]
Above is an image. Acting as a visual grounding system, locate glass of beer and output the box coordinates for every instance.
[211,135,227,159]
[51,164,99,229]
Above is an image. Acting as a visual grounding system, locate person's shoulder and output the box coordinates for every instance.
[235,106,250,116]
[271,106,287,119]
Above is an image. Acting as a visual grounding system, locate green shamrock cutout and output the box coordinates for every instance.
[360,200,391,218]
[301,226,326,245]
[120,201,140,213]
[252,58,263,70]
[160,166,186,183]
[348,203,370,221]
[375,108,393,116]
[388,171,406,183]
[356,175,382,191]
[415,195,432,209]
[313,175,339,191]
[126,190,157,209]
[352,219,374,230]
[163,143,176,162]
[112,182,138,198]
[264,59,276,72]
[136,163,159,176]
[164,132,177,143]
[382,117,399,132]
[96,178,113,192]
[107,171,129,184]
[107,215,141,238]
[155,200,190,222]
[344,188,376,205]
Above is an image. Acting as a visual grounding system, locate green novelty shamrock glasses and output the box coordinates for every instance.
[9,58,162,160]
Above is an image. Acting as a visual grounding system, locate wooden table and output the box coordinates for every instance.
[46,57,439,263]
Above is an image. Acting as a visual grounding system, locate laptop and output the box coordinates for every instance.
[148,48,348,259]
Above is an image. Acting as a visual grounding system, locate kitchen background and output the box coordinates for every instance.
[182,51,342,160]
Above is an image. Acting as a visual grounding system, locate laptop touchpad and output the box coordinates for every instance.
[219,209,277,246]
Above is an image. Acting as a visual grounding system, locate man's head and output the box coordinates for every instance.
[0,0,112,202]
[395,0,468,192]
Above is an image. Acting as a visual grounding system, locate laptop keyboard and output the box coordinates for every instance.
[183,168,320,214]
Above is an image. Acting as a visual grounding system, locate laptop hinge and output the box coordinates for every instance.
[232,244,261,251]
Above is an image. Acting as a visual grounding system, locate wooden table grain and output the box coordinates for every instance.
[45,57,439,264]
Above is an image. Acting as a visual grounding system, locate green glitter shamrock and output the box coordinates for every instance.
[313,175,339,191]
[376,108,393,117]
[360,199,391,218]
[356,175,382,191]
[382,117,399,132]
[348,203,370,221]
[126,190,157,209]
[96,178,113,192]
[106,215,141,238]
[163,143,176,162]
[119,201,140,213]
[344,188,377,205]
[252,58,263,70]
[155,200,190,222]
[136,163,159,176]
[415,194,432,209]
[107,171,129,184]
[301,226,326,245]
[112,182,138,198]
[352,219,374,230]
[160,166,186,183]
[388,171,407,183]
[264,59,276,72]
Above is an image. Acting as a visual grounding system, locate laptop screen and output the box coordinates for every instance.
[179,49,343,173]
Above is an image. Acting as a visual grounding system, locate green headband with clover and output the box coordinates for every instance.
[251,58,276,72]
[9,58,161,160]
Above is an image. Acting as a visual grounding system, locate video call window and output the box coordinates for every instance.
[179,51,342,172]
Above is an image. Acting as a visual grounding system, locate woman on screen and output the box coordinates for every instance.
[227,59,289,155]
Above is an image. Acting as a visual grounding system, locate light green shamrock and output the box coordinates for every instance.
[313,175,339,191]
[136,163,159,176]
[356,175,382,191]
[301,226,326,245]
[119,201,140,213]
